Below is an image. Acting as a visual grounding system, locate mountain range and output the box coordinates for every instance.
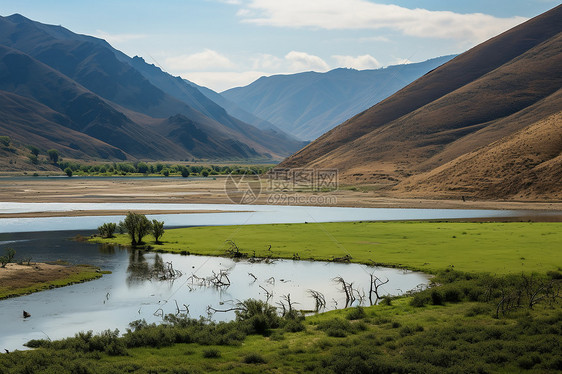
[280,5,562,200]
[221,56,455,141]
[0,14,306,162]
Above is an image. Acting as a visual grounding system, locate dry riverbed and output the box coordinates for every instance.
[1,177,561,215]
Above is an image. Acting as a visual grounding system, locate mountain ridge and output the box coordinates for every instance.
[0,14,304,161]
[222,56,455,140]
[279,5,562,200]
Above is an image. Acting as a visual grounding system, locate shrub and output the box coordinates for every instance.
[410,292,431,307]
[444,287,462,302]
[235,299,280,335]
[346,306,366,320]
[243,352,266,364]
[202,348,221,358]
[0,136,11,147]
[98,222,117,238]
[65,167,73,177]
[0,248,16,268]
[47,149,59,163]
[316,318,355,337]
[431,290,443,305]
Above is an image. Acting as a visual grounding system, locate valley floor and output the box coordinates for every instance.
[0,177,561,219]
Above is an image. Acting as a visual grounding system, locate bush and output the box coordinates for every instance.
[235,299,280,335]
[0,136,11,147]
[346,306,366,320]
[98,222,117,238]
[444,287,462,302]
[243,352,266,364]
[431,290,443,305]
[47,149,59,163]
[136,162,149,174]
[411,293,431,307]
[0,248,16,268]
[316,318,355,337]
[65,167,73,177]
[202,348,221,358]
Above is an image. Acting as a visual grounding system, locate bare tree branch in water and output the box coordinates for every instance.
[369,274,389,305]
[308,290,326,312]
[334,276,355,308]
[259,285,273,303]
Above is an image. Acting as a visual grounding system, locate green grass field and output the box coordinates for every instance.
[2,221,560,373]
[91,221,562,274]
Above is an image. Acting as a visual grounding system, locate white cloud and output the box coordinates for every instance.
[94,30,147,44]
[165,49,235,72]
[359,36,390,43]
[392,57,413,65]
[251,53,283,70]
[237,0,527,43]
[332,54,381,69]
[285,51,330,72]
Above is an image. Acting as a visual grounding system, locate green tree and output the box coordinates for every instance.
[136,162,149,174]
[28,155,38,164]
[151,220,165,244]
[47,149,59,163]
[180,166,190,178]
[201,169,209,177]
[162,169,170,177]
[98,222,117,238]
[120,212,152,246]
[29,145,40,157]
[0,136,10,147]
[64,167,73,177]
[0,248,16,268]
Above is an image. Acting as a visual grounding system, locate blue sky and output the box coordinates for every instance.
[0,0,558,91]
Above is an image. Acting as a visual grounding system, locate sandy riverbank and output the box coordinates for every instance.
[0,177,561,218]
[0,262,103,299]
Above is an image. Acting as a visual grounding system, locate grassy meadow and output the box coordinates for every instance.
[90,221,562,274]
[1,220,560,373]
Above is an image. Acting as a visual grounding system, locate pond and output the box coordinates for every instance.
[0,231,429,351]
[0,202,525,233]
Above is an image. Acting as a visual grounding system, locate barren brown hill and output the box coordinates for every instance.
[280,5,562,199]
[397,111,562,200]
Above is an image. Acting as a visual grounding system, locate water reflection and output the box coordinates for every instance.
[126,250,151,286]
[0,230,431,352]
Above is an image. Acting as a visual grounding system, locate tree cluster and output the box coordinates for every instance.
[115,213,165,246]
[0,248,16,268]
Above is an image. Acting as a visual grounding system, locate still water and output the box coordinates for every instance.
[0,231,429,351]
[0,202,523,233]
